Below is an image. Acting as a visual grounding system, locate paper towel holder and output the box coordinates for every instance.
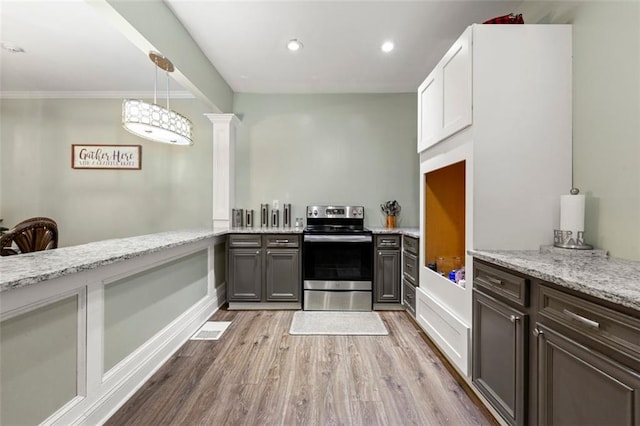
[553,187,593,250]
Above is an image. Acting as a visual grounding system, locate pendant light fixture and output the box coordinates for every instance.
[122,51,193,146]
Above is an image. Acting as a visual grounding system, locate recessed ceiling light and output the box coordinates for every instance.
[381,41,395,53]
[1,42,25,54]
[287,39,303,52]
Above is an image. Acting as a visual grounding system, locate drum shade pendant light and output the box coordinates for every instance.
[122,52,193,146]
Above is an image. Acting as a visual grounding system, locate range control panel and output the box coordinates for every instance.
[306,205,364,219]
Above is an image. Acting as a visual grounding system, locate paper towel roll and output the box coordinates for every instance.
[560,194,585,234]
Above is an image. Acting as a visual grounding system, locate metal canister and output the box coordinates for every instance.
[283,203,292,228]
[260,204,269,228]
[232,209,243,228]
[245,209,254,228]
[272,209,279,228]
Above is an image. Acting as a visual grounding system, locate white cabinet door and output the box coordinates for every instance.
[417,68,442,153]
[417,26,472,154]
[441,26,472,138]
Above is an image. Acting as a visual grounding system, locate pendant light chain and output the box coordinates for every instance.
[153,57,158,105]
[166,69,170,110]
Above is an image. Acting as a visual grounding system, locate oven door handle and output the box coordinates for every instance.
[304,234,372,243]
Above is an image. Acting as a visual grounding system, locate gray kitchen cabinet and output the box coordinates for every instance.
[227,235,263,302]
[265,248,300,301]
[228,249,262,301]
[374,235,401,303]
[473,260,531,426]
[536,283,640,426]
[402,235,419,316]
[473,289,528,426]
[227,234,300,306]
[472,258,640,426]
[402,279,416,317]
[536,324,640,426]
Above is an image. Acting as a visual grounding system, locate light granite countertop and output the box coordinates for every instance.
[226,227,304,234]
[469,247,640,312]
[1,229,226,293]
[368,227,420,238]
[0,226,311,293]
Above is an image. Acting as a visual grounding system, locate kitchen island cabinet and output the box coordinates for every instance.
[470,250,640,426]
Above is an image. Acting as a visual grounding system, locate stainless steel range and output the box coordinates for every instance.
[302,205,373,311]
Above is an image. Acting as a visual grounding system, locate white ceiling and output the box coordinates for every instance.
[0,0,520,98]
[0,0,175,98]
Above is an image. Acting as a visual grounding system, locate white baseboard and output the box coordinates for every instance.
[415,287,470,376]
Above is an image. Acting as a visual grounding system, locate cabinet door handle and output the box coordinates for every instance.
[510,315,520,323]
[533,328,543,337]
[275,239,289,243]
[486,276,504,286]
[256,250,260,254]
[563,309,600,329]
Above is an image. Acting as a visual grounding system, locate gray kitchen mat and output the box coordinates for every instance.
[289,311,388,335]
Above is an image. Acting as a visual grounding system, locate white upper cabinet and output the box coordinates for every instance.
[417,26,472,153]
[417,70,441,152]
[441,27,472,140]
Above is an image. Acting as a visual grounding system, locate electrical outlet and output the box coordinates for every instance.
[273,200,279,210]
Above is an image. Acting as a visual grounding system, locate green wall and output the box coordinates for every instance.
[0,97,214,246]
[1,296,78,426]
[517,1,640,260]
[233,93,419,227]
[104,250,208,372]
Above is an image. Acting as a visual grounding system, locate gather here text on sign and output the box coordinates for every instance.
[71,145,142,170]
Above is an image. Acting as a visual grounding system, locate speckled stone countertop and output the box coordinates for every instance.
[1,229,227,293]
[469,247,640,312]
[368,227,420,238]
[226,227,304,234]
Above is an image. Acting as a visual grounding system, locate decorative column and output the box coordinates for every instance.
[205,113,240,229]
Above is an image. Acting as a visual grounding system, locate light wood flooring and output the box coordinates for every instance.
[106,309,496,425]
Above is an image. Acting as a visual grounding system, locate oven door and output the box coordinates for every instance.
[302,234,373,290]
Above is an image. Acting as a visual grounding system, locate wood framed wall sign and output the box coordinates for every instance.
[71,144,141,170]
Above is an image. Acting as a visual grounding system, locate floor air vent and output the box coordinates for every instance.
[190,321,231,341]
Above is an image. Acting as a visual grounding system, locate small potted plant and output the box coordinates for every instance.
[380,200,401,228]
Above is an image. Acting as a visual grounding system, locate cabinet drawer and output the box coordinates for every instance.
[403,235,419,255]
[538,285,640,361]
[474,261,528,307]
[376,235,400,249]
[264,234,299,248]
[403,251,418,284]
[403,279,416,317]
[229,234,262,248]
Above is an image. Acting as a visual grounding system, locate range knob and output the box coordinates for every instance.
[313,209,318,216]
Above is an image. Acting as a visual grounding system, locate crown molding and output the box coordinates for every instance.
[0,91,195,100]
